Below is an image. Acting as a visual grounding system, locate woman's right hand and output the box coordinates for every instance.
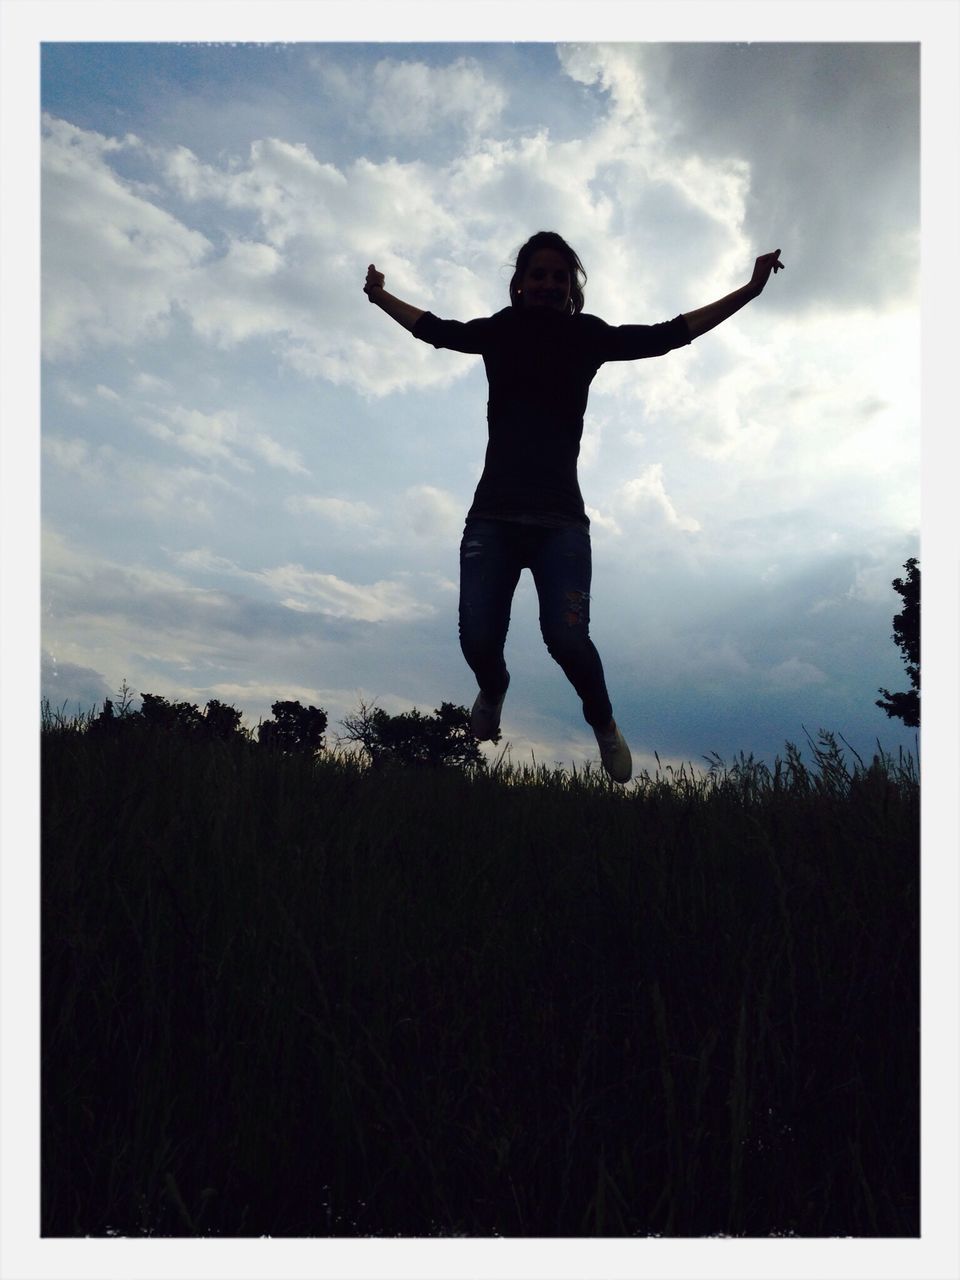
[364,264,385,300]
[363,268,425,331]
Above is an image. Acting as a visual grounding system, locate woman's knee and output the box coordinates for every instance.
[540,614,593,665]
[459,616,504,667]
[543,586,590,639]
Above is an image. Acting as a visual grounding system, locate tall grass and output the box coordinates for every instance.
[41,712,918,1237]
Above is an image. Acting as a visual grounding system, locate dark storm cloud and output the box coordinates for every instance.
[634,43,919,311]
[577,525,920,765]
[40,651,114,715]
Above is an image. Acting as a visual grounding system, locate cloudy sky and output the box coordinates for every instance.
[35,36,925,774]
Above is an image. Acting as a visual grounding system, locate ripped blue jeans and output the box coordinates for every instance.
[458,518,614,730]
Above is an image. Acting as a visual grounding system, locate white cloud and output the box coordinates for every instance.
[558,44,654,131]
[284,487,465,553]
[618,464,701,533]
[45,428,242,524]
[679,636,753,681]
[142,405,248,468]
[249,433,309,475]
[584,505,622,538]
[156,539,438,625]
[134,371,172,393]
[846,563,902,606]
[163,137,348,240]
[254,565,433,622]
[366,56,507,140]
[285,495,378,525]
[168,547,240,575]
[42,115,211,359]
[160,138,473,394]
[36,78,761,505]
[403,484,461,540]
[54,383,89,408]
[42,530,441,712]
[765,657,829,690]
[183,236,291,347]
[203,679,366,729]
[42,74,757,402]
[136,402,307,477]
[138,466,243,525]
[43,436,92,472]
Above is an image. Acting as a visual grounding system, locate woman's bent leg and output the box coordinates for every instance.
[458,520,522,700]
[530,525,614,729]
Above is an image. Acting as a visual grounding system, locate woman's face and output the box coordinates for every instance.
[519,248,573,313]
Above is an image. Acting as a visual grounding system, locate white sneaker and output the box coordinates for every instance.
[471,678,508,741]
[595,720,632,783]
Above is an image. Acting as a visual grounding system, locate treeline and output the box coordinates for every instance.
[876,556,920,729]
[52,685,492,772]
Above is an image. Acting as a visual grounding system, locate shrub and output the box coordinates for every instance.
[257,700,327,755]
[339,699,487,770]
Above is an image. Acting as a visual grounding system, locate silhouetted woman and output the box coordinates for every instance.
[364,232,783,782]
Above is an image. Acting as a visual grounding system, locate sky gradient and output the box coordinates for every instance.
[38,39,922,774]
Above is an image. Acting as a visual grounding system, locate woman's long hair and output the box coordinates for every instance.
[508,231,587,316]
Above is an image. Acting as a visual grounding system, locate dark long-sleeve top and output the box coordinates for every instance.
[412,305,691,527]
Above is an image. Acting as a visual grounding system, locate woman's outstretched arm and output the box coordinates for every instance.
[364,263,425,332]
[682,250,784,340]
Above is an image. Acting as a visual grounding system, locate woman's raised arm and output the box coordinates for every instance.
[363,264,425,332]
[682,250,784,340]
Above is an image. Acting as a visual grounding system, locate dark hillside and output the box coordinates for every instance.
[42,725,918,1237]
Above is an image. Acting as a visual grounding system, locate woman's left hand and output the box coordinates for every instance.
[750,250,785,296]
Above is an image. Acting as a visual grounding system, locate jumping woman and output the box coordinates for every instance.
[363,232,783,782]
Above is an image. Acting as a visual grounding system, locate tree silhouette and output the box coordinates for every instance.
[257,701,328,754]
[89,690,247,741]
[202,699,244,740]
[876,557,919,728]
[339,700,489,770]
[138,692,205,735]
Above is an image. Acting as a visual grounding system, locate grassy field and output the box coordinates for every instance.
[41,717,919,1237]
